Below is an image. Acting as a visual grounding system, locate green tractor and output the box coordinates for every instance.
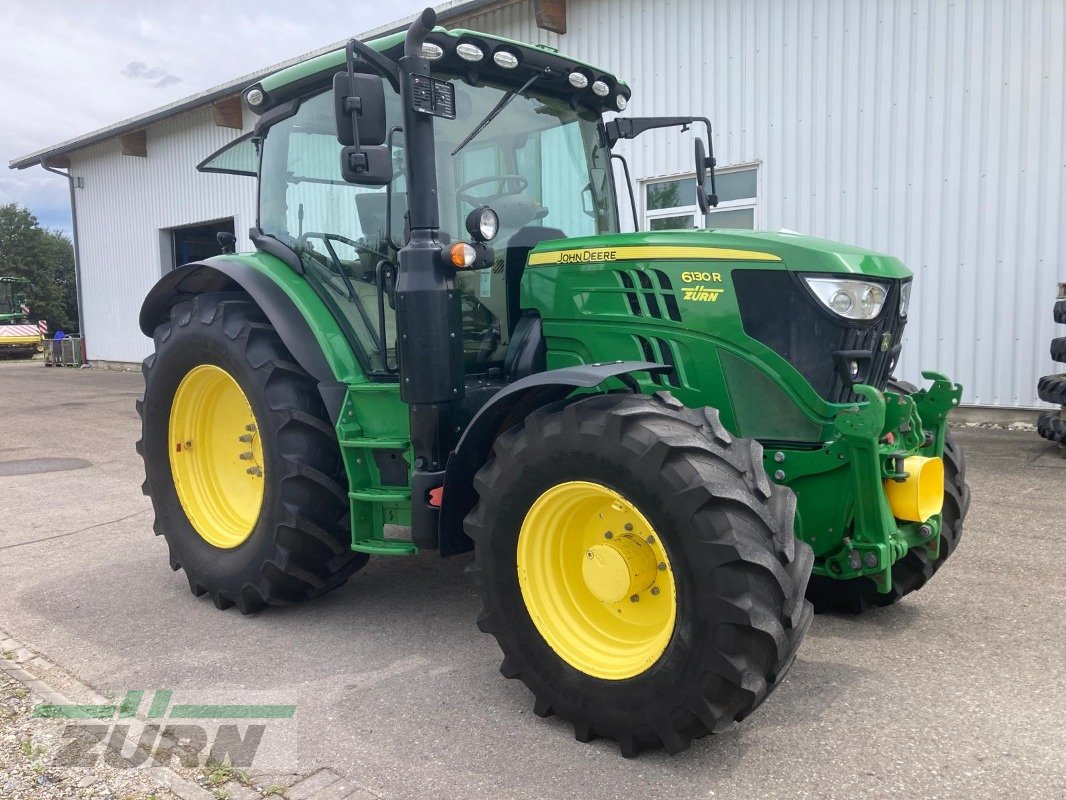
[0,277,43,358]
[137,9,970,756]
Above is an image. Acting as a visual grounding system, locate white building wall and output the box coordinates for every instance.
[71,107,255,363]
[458,0,1066,408]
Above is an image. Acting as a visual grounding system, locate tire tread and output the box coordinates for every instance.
[137,292,366,614]
[465,391,813,756]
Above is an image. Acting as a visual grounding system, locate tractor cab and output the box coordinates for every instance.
[0,277,30,322]
[202,28,627,382]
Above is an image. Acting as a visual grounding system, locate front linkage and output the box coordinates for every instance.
[769,372,962,595]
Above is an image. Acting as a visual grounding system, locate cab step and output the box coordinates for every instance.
[349,487,411,503]
[340,437,410,450]
[350,537,418,556]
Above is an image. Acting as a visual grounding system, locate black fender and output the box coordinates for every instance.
[139,258,346,420]
[436,361,669,556]
[139,258,331,381]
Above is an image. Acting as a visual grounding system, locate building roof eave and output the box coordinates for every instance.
[7,0,508,170]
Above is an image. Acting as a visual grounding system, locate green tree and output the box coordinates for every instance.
[0,203,78,332]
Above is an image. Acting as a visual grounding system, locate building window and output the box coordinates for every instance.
[643,165,758,230]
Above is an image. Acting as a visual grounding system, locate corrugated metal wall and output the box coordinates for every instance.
[71,0,1064,408]
[71,107,255,363]
[458,0,1066,408]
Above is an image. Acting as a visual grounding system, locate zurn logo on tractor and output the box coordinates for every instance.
[136,7,970,757]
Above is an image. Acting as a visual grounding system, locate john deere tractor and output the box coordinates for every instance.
[137,9,970,756]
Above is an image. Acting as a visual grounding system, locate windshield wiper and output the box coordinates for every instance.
[452,73,540,156]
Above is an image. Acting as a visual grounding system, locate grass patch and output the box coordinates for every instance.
[204,759,237,787]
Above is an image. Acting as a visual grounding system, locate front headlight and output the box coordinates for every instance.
[803,277,889,321]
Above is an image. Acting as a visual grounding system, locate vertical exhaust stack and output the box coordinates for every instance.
[394,7,465,547]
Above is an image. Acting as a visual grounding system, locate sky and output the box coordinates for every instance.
[0,0,433,237]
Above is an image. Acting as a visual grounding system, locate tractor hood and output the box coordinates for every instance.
[523,228,913,409]
[527,229,912,280]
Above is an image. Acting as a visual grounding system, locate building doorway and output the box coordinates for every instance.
[168,218,235,269]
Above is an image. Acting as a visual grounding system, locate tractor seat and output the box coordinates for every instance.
[504,310,546,382]
[503,225,565,334]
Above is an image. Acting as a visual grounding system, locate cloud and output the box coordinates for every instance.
[121,60,181,88]
[0,0,432,230]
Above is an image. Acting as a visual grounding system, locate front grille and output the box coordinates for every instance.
[733,270,908,403]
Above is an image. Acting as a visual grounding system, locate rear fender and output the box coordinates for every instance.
[139,253,366,420]
[436,361,670,556]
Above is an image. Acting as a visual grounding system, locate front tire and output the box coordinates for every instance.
[137,292,367,613]
[465,392,813,756]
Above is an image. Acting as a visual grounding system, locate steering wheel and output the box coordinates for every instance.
[457,174,529,206]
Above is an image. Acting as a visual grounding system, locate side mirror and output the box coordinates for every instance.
[216,231,237,253]
[340,144,393,186]
[694,138,718,213]
[334,71,386,147]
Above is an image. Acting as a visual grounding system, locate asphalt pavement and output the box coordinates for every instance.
[0,360,1063,800]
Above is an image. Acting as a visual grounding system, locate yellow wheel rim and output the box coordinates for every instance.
[517,481,677,680]
[168,364,265,548]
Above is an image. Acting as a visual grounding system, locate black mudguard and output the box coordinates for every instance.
[139,258,347,418]
[436,361,669,556]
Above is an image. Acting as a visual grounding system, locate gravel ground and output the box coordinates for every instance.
[0,670,176,800]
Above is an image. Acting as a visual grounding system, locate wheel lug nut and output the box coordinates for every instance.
[624,523,633,531]
[629,594,639,603]
[604,531,613,539]
[239,433,254,443]
[184,441,192,449]
[245,424,257,432]
[246,466,262,477]
[645,535,655,544]
[239,451,254,460]
[650,586,660,596]
[657,562,667,571]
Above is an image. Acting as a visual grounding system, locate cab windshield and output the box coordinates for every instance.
[257,77,617,372]
[0,282,23,318]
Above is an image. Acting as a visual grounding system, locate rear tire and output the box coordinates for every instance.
[465,392,813,756]
[137,292,367,613]
[1038,410,1066,443]
[806,379,971,614]
[1038,374,1066,406]
[1051,337,1066,364]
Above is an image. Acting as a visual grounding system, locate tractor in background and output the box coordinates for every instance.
[0,277,43,358]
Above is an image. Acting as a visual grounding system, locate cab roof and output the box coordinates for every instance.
[247,27,630,117]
